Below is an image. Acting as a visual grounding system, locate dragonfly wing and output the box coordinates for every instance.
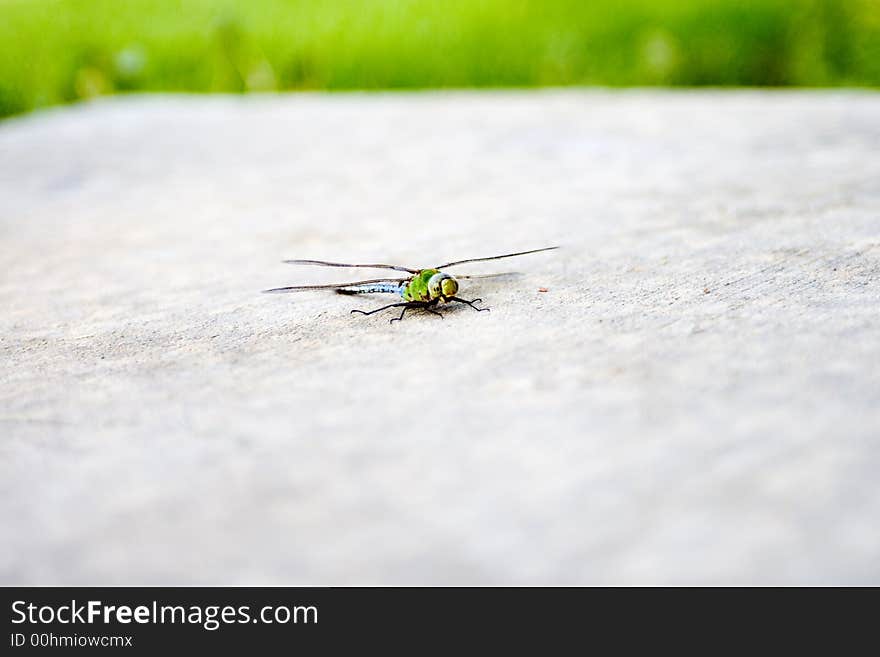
[263,277,408,293]
[283,259,418,274]
[456,272,523,281]
[434,246,559,269]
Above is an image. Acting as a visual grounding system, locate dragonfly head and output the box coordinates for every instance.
[428,272,459,300]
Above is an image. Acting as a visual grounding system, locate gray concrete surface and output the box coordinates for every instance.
[1,91,879,585]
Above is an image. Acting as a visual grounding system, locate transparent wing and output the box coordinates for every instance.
[263,278,407,293]
[283,259,418,274]
[435,246,559,270]
[456,272,523,280]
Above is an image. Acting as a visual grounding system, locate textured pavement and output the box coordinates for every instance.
[1,91,879,584]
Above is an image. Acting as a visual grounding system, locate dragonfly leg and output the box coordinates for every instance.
[351,300,446,323]
[390,305,409,323]
[351,300,432,323]
[391,301,444,323]
[449,296,490,313]
[350,301,411,317]
[424,306,444,319]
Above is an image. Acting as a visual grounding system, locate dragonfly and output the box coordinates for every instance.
[263,246,558,322]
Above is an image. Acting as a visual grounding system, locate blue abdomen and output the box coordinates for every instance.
[337,282,406,296]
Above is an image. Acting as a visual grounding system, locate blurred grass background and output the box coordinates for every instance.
[1,0,878,118]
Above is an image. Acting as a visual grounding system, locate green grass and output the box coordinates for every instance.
[1,0,878,118]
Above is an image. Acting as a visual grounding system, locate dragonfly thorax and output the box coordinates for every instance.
[402,269,459,302]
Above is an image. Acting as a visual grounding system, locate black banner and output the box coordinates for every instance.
[1,587,872,652]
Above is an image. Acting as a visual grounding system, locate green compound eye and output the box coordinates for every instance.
[441,278,459,297]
